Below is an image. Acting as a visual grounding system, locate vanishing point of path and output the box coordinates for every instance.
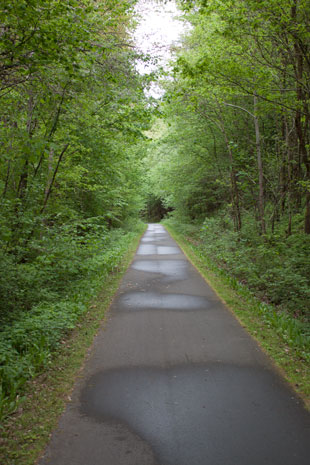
[40,224,310,465]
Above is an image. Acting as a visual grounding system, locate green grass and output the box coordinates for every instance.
[0,223,146,465]
[164,220,310,411]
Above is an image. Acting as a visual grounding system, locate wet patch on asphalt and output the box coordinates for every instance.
[131,260,188,281]
[137,244,157,255]
[142,234,170,242]
[140,237,156,242]
[137,245,181,255]
[157,246,181,255]
[80,364,310,465]
[118,292,213,311]
[140,237,171,244]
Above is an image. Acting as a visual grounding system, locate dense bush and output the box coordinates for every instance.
[197,213,310,317]
[1,219,125,322]
[0,220,144,420]
[164,214,310,360]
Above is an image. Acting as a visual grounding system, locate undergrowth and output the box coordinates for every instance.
[163,215,310,363]
[0,219,145,422]
[163,217,310,406]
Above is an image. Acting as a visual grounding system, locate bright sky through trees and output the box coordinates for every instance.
[133,0,186,96]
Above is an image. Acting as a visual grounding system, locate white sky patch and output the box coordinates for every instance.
[132,0,187,97]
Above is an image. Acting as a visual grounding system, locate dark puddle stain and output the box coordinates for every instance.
[131,260,188,281]
[142,234,169,241]
[80,364,310,465]
[146,236,169,243]
[146,227,167,238]
[119,292,212,311]
[137,245,181,256]
[137,244,157,255]
[157,246,181,255]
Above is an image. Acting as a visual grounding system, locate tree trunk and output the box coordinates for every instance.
[2,159,11,199]
[223,132,242,231]
[291,0,310,233]
[253,92,265,234]
[16,94,35,201]
[44,149,54,200]
[213,101,242,231]
[305,191,310,234]
[40,144,69,214]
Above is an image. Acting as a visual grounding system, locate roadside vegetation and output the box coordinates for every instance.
[143,0,310,404]
[0,223,145,465]
[164,218,310,407]
[0,220,145,422]
[0,0,152,425]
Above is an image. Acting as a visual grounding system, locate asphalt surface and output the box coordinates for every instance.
[39,224,310,465]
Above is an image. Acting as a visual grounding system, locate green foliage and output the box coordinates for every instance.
[195,213,310,316]
[152,0,310,236]
[144,116,229,221]
[141,194,169,222]
[170,211,310,322]
[0,0,151,256]
[0,0,153,422]
[164,216,310,361]
[143,1,310,360]
[0,217,140,323]
[0,221,145,421]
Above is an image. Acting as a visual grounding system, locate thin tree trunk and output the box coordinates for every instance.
[16,94,35,200]
[2,159,11,199]
[291,1,310,233]
[17,159,29,200]
[213,101,242,231]
[285,118,293,235]
[221,97,265,232]
[253,92,266,234]
[222,130,242,231]
[196,103,242,230]
[44,148,54,200]
[34,82,70,179]
[40,144,69,214]
[305,191,310,234]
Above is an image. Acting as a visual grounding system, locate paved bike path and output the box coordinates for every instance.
[40,224,310,465]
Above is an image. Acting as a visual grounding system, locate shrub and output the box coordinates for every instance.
[0,220,145,420]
